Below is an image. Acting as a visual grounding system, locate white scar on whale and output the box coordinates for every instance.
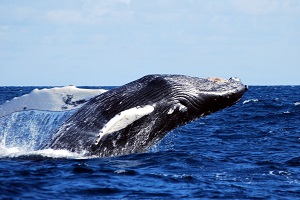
[95,105,155,145]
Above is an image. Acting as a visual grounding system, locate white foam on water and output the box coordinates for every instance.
[0,146,87,159]
[294,102,300,106]
[243,99,259,104]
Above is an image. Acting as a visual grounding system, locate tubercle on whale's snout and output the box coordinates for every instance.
[231,84,248,104]
[233,84,248,98]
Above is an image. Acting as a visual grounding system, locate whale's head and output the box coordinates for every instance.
[89,74,247,156]
[154,75,247,120]
[48,74,247,157]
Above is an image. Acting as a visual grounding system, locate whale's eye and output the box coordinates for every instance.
[178,103,187,112]
[167,103,188,115]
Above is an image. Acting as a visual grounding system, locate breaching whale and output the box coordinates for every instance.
[46,74,247,157]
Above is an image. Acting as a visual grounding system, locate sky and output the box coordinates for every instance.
[0,0,299,86]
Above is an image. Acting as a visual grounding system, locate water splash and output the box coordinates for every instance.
[0,110,75,156]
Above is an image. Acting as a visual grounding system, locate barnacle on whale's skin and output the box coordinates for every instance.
[208,77,231,83]
[208,77,225,82]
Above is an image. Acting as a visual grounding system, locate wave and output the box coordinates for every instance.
[0,147,86,159]
[243,99,258,104]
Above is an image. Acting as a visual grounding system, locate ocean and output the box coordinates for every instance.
[0,86,299,199]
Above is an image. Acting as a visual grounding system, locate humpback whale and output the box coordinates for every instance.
[46,74,247,157]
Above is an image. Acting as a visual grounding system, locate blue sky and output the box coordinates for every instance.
[0,0,299,86]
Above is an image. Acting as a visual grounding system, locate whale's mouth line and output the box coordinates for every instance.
[174,86,246,111]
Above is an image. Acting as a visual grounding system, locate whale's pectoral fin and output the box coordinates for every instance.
[94,105,155,145]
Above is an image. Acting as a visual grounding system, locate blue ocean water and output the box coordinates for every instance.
[0,86,300,199]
